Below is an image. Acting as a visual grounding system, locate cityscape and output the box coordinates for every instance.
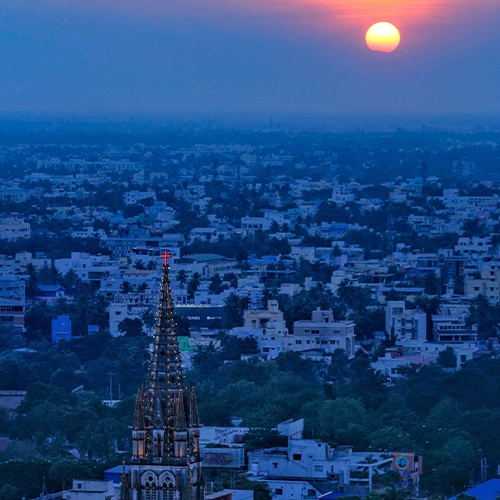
[0,0,500,500]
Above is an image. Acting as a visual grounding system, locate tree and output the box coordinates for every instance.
[209,274,224,294]
[48,458,97,491]
[117,318,144,337]
[437,348,457,368]
[177,269,188,288]
[244,428,287,452]
[0,484,20,500]
[134,259,146,270]
[381,485,408,500]
[187,272,202,300]
[414,295,441,341]
[319,397,368,445]
[25,263,39,299]
[137,282,149,293]
[140,307,156,334]
[223,294,250,327]
[119,281,134,294]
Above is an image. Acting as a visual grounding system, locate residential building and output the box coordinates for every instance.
[385,301,427,342]
[61,479,115,500]
[287,309,356,358]
[432,304,477,343]
[0,217,30,240]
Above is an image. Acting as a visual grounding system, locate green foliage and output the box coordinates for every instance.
[223,294,251,327]
[0,484,20,500]
[244,428,288,452]
[118,317,144,337]
[437,348,457,368]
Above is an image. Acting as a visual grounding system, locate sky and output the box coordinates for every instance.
[0,0,499,116]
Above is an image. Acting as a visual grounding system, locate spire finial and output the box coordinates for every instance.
[161,250,172,267]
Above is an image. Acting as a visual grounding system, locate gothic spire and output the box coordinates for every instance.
[133,388,144,429]
[148,253,184,396]
[131,253,202,467]
[189,386,200,428]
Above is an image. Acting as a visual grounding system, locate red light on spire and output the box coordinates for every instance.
[161,251,172,266]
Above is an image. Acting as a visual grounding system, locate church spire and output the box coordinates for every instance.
[131,252,201,466]
[149,252,184,395]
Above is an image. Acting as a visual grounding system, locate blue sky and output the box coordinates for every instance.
[0,0,499,115]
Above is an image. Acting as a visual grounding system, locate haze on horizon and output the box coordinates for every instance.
[0,0,499,116]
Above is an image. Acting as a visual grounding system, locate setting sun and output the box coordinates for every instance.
[366,22,401,53]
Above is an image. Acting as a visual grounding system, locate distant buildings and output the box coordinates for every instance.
[0,217,30,240]
[290,309,356,358]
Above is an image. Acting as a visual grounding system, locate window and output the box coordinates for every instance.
[275,488,283,495]
[296,340,302,344]
[273,463,278,468]
[293,454,302,461]
[461,355,467,363]
[314,465,323,472]
[77,483,82,490]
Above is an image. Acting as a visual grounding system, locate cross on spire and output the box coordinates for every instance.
[161,251,172,267]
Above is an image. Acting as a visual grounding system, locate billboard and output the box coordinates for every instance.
[201,448,245,468]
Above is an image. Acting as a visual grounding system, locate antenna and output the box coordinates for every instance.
[108,372,115,402]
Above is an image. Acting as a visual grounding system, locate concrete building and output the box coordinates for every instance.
[62,479,115,500]
[287,309,356,359]
[229,300,289,359]
[174,254,238,280]
[0,272,25,329]
[248,439,392,494]
[0,217,30,240]
[385,301,427,342]
[465,267,500,302]
[432,304,477,343]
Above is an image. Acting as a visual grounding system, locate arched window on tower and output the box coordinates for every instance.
[144,476,157,500]
[162,479,175,500]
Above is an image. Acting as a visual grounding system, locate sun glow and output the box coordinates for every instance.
[366,21,401,52]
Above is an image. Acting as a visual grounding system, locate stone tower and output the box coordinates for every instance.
[128,253,203,500]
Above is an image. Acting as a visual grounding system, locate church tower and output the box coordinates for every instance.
[128,252,204,500]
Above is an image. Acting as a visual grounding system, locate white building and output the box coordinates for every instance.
[248,439,392,493]
[331,185,355,205]
[385,301,427,342]
[229,300,289,359]
[287,309,356,358]
[123,190,157,205]
[62,479,116,500]
[432,304,477,343]
[0,218,30,240]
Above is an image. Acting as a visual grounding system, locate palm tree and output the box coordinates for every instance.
[177,270,188,289]
[140,307,157,334]
[381,485,408,500]
[76,424,100,460]
[188,272,202,300]
[414,295,441,341]
[120,281,134,294]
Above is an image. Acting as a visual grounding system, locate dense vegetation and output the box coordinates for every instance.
[1,322,500,498]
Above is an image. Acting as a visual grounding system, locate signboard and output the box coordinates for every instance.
[201,448,245,468]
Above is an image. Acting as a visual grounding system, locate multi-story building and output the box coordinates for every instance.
[465,267,500,302]
[432,304,477,343]
[385,301,427,342]
[287,309,356,358]
[229,300,289,359]
[0,272,25,330]
[0,218,30,240]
